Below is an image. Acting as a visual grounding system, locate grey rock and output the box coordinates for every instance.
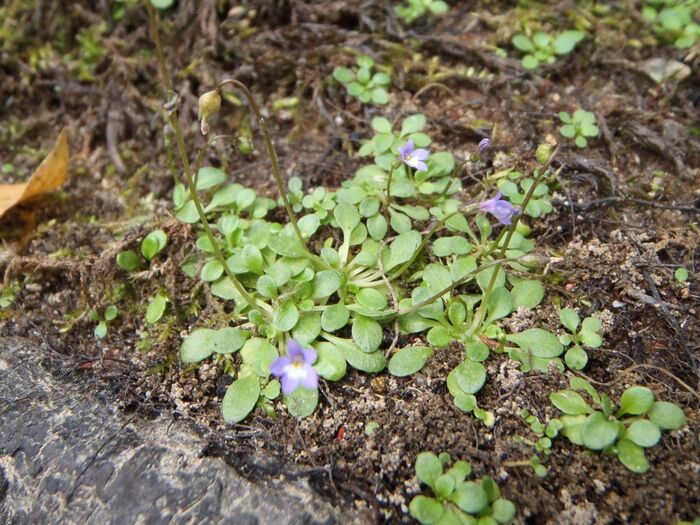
[0,337,346,525]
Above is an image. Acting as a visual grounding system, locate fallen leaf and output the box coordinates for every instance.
[0,129,69,218]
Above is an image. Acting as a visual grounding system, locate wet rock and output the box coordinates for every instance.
[0,337,344,524]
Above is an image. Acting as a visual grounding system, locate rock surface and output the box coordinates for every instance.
[0,337,344,524]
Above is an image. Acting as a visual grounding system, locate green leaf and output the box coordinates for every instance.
[626,419,661,448]
[492,498,516,523]
[432,237,473,257]
[575,136,587,148]
[409,496,444,524]
[201,260,224,282]
[451,481,488,514]
[618,386,655,417]
[94,320,107,339]
[428,1,449,15]
[273,300,299,332]
[285,386,318,418]
[175,200,199,223]
[616,439,649,473]
[292,312,322,346]
[564,345,588,370]
[465,339,489,362]
[485,287,513,324]
[196,166,227,190]
[141,230,168,261]
[453,360,487,394]
[511,279,545,309]
[560,124,577,138]
[433,474,455,499]
[332,67,353,84]
[569,376,600,403]
[385,230,422,271]
[150,0,174,9]
[401,114,427,136]
[554,30,584,55]
[312,270,343,299]
[559,308,580,332]
[371,117,392,134]
[506,328,563,358]
[415,452,443,486]
[352,315,383,353]
[558,111,572,123]
[647,401,686,430]
[116,250,141,271]
[222,375,260,423]
[356,288,388,310]
[370,88,389,105]
[313,342,347,381]
[263,380,281,399]
[582,412,619,450]
[674,267,689,282]
[321,304,351,332]
[298,214,320,238]
[104,305,118,321]
[335,202,361,234]
[580,317,602,347]
[357,55,374,68]
[512,34,534,52]
[549,390,593,415]
[324,334,386,372]
[240,338,278,377]
[388,346,432,377]
[445,461,471,485]
[268,235,306,258]
[521,55,539,69]
[145,293,168,324]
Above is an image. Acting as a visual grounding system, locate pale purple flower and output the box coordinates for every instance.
[269,339,318,395]
[398,139,429,172]
[478,138,490,152]
[479,191,520,225]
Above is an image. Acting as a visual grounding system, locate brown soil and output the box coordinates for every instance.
[1,2,699,524]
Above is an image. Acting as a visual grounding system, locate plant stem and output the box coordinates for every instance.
[216,79,306,250]
[384,161,399,210]
[146,3,270,319]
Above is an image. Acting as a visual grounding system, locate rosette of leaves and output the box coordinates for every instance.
[116,229,168,272]
[358,115,432,170]
[332,55,391,106]
[559,109,599,148]
[286,176,337,223]
[497,174,553,218]
[557,308,603,370]
[550,377,687,472]
[395,0,449,25]
[89,305,118,339]
[511,30,585,69]
[409,452,516,524]
[643,2,700,48]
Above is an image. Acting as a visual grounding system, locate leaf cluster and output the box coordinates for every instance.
[559,109,599,149]
[643,2,700,48]
[410,452,516,525]
[395,0,449,25]
[332,56,391,106]
[511,30,585,69]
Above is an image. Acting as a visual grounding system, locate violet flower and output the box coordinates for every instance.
[479,191,520,225]
[478,138,490,152]
[398,139,429,172]
[269,339,319,395]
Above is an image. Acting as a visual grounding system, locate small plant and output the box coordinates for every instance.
[409,452,516,524]
[510,409,564,477]
[116,229,169,271]
[89,305,118,339]
[395,0,449,25]
[559,109,599,148]
[332,55,391,106]
[558,308,603,370]
[511,30,585,69]
[675,267,689,282]
[550,377,687,472]
[643,1,700,49]
[358,114,432,171]
[0,281,19,308]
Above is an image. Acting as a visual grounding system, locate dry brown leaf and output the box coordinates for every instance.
[0,129,69,218]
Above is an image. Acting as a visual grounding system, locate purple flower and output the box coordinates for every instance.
[269,339,318,395]
[478,138,490,152]
[398,139,429,172]
[479,191,520,225]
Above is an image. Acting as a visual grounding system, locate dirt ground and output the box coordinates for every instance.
[1,1,699,523]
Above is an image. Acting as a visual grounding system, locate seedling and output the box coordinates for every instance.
[643,2,700,48]
[116,229,168,271]
[558,308,603,370]
[511,30,585,69]
[550,377,686,472]
[559,109,599,148]
[332,55,391,106]
[409,452,516,524]
[395,0,449,25]
[675,267,689,282]
[89,305,118,339]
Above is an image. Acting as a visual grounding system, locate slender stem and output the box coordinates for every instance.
[216,79,306,249]
[384,161,399,210]
[396,257,510,318]
[146,4,270,319]
[465,150,560,336]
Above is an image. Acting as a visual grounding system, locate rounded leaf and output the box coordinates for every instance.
[273,300,299,332]
[222,375,260,423]
[321,304,351,332]
[626,419,661,448]
[415,452,443,486]
[451,481,488,514]
[285,386,318,418]
[512,34,534,52]
[116,250,141,271]
[549,390,592,415]
[616,439,649,473]
[564,346,588,370]
[647,401,686,430]
[313,342,347,381]
[409,496,444,524]
[352,315,383,353]
[388,346,433,377]
[492,498,516,523]
[454,360,487,394]
[618,386,654,416]
[582,412,619,450]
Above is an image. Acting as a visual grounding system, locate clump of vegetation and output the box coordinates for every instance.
[332,55,391,106]
[559,109,599,148]
[116,229,169,271]
[550,378,686,472]
[409,452,516,524]
[643,1,700,48]
[395,0,449,25]
[511,30,585,69]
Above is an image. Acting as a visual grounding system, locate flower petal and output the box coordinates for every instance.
[411,148,429,160]
[300,364,319,389]
[301,347,317,364]
[399,139,414,159]
[287,339,302,357]
[269,356,292,376]
[410,159,428,172]
[281,374,300,395]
